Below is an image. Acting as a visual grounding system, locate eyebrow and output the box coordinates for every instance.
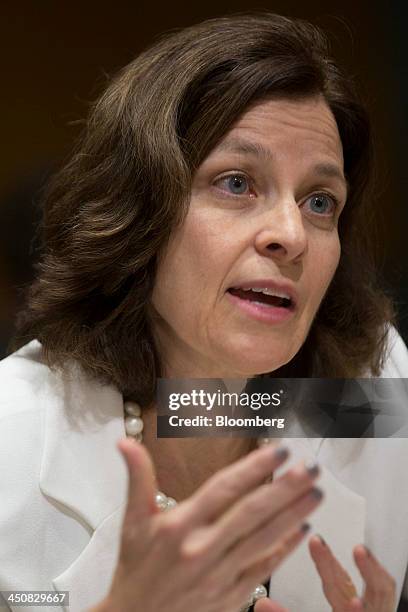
[216,137,349,195]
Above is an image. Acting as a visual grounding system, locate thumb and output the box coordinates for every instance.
[117,437,158,523]
[254,597,289,612]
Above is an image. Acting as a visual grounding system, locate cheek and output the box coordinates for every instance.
[152,214,229,317]
[174,210,237,289]
[312,237,341,299]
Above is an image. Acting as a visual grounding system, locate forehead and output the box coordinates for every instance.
[216,96,344,166]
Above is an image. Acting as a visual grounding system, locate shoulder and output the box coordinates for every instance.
[0,341,49,477]
[0,340,50,499]
[0,338,80,512]
[0,342,48,581]
[0,339,50,419]
[379,324,408,377]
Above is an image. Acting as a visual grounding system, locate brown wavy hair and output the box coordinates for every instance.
[11,12,395,406]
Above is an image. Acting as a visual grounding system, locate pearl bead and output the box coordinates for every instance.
[165,497,177,510]
[257,437,272,446]
[125,415,144,436]
[132,432,143,442]
[252,584,268,601]
[155,491,168,510]
[124,401,142,417]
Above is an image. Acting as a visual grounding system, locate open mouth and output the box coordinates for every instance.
[227,287,293,309]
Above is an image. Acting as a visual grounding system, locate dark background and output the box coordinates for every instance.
[0,1,407,608]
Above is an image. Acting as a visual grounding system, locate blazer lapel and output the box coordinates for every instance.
[51,506,125,611]
[38,362,128,610]
[269,437,366,611]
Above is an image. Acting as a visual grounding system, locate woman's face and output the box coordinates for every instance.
[150,96,348,378]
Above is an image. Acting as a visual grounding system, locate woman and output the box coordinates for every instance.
[1,12,407,612]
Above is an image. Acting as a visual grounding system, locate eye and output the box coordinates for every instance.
[214,173,253,196]
[304,193,339,215]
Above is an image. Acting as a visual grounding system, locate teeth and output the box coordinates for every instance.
[240,287,291,300]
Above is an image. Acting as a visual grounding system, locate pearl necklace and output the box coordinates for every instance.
[124,400,270,612]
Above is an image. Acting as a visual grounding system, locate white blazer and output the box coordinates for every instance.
[0,327,408,612]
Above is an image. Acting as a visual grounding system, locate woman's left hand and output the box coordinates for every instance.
[308,535,397,611]
[247,535,397,612]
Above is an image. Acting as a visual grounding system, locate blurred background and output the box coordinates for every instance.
[0,0,407,359]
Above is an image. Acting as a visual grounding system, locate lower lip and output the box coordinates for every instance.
[226,290,296,324]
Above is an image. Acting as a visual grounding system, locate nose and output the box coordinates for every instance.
[254,195,307,262]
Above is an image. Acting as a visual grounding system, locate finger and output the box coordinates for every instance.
[201,523,311,604]
[309,535,358,609]
[117,437,158,524]
[353,545,396,611]
[244,522,312,578]
[231,523,311,608]
[254,597,289,612]
[182,461,321,560]
[185,443,290,524]
[218,490,321,573]
[348,597,365,611]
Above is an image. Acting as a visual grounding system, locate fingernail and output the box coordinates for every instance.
[274,446,289,461]
[364,545,372,557]
[305,461,320,477]
[310,487,324,500]
[301,522,311,534]
[317,534,327,546]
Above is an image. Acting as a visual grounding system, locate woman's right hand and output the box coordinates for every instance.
[91,438,323,612]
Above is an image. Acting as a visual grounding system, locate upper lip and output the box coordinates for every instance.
[228,278,298,306]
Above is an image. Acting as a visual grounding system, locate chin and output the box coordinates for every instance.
[212,328,305,377]
[222,346,297,378]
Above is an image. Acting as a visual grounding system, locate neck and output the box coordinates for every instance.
[141,402,256,501]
